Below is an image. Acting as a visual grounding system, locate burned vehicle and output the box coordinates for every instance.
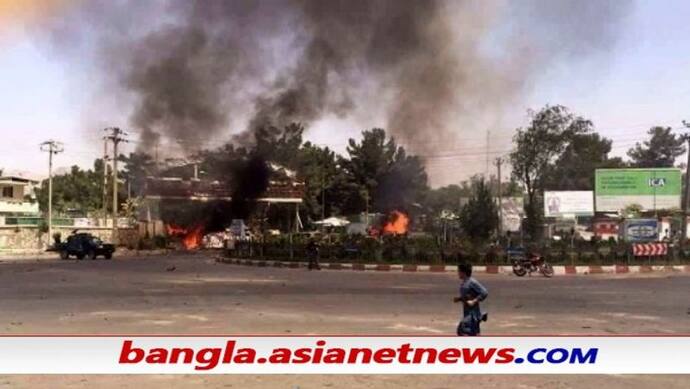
[53,231,115,260]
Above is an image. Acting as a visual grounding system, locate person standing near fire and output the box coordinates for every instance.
[306,238,321,270]
[453,262,488,336]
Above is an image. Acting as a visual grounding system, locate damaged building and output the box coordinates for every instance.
[138,161,304,248]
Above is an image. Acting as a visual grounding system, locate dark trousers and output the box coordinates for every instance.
[308,254,320,270]
[457,315,480,336]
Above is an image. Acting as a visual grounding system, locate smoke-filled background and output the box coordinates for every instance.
[35,0,633,186]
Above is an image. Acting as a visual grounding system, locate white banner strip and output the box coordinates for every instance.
[0,336,688,374]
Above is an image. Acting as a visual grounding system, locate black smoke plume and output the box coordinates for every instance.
[229,156,272,220]
[202,155,271,232]
[39,0,633,184]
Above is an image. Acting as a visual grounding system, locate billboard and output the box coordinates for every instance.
[621,219,659,242]
[460,197,524,232]
[595,168,682,212]
[544,191,594,218]
[499,197,524,233]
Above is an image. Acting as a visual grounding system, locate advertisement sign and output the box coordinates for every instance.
[622,219,659,242]
[544,191,594,218]
[595,169,682,212]
[499,197,524,233]
[462,197,524,232]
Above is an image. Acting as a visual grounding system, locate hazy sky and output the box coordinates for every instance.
[1,0,689,186]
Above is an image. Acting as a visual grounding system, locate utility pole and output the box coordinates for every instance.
[104,127,128,244]
[495,157,504,238]
[321,166,326,229]
[40,140,64,245]
[681,121,690,240]
[102,137,110,226]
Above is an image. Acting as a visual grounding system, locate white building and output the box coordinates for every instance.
[0,176,40,217]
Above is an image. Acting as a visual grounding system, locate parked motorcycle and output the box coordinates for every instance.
[510,251,554,278]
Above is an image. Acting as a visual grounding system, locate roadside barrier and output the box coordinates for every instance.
[215,256,690,276]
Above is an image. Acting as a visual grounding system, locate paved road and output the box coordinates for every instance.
[0,253,688,388]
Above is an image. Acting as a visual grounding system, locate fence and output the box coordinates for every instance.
[223,235,690,266]
[2,217,73,227]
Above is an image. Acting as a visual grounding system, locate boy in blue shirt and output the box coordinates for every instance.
[453,263,488,336]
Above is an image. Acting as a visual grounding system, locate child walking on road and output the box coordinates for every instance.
[453,263,488,336]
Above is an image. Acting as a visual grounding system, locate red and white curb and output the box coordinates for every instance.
[215,257,690,276]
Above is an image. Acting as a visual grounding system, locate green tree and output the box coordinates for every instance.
[375,146,428,210]
[196,123,343,223]
[460,178,498,242]
[120,152,155,196]
[510,105,590,238]
[341,128,428,214]
[35,162,106,215]
[622,203,643,218]
[544,132,626,190]
[254,123,304,169]
[196,143,248,181]
[500,178,524,198]
[627,126,686,168]
[481,176,524,198]
[295,142,343,221]
[164,125,429,224]
[424,184,466,219]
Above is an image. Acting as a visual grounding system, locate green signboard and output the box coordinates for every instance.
[595,168,682,212]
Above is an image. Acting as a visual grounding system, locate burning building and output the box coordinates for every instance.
[139,161,304,249]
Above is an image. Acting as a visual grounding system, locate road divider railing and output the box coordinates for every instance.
[215,256,690,276]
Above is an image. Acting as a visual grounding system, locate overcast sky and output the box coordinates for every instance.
[1,0,689,186]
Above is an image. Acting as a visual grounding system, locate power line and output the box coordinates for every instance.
[418,129,688,160]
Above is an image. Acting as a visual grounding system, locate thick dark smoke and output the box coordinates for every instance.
[109,1,291,151]
[203,155,271,231]
[229,156,272,220]
[247,1,445,133]
[40,0,633,183]
[125,26,229,151]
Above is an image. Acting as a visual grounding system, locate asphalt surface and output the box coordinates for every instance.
[0,253,688,388]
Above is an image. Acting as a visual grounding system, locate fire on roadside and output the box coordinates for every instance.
[382,210,409,235]
[166,223,205,250]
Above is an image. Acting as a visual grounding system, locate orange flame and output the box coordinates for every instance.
[382,211,409,235]
[166,224,205,249]
[165,224,186,235]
